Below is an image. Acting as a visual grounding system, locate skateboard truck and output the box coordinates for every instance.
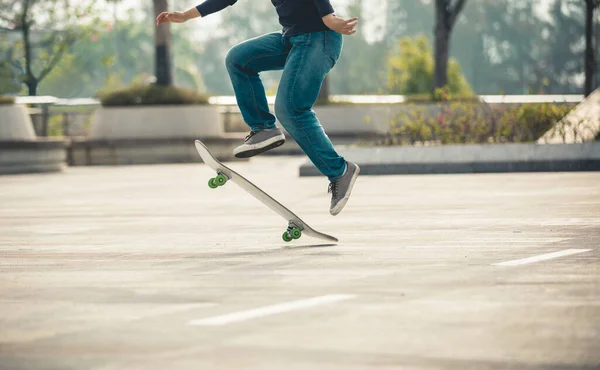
[283,221,303,242]
[208,171,230,189]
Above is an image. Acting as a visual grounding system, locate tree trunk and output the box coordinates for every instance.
[434,18,450,90]
[433,0,467,93]
[584,0,595,96]
[21,0,37,96]
[26,81,37,96]
[153,0,173,86]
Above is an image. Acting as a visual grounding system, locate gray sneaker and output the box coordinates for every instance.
[328,161,360,216]
[233,128,286,158]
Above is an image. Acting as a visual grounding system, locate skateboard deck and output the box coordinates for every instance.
[194,140,338,243]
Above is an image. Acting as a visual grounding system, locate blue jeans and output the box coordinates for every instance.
[225,30,347,182]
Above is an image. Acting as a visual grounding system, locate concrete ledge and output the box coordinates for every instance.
[0,105,37,141]
[0,139,68,175]
[68,135,247,166]
[299,142,600,176]
[312,105,398,135]
[89,105,224,140]
[263,132,384,156]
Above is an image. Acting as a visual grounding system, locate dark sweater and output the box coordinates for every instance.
[195,0,335,37]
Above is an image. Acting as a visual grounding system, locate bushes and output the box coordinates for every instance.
[0,96,15,105]
[382,102,574,146]
[495,103,573,143]
[98,84,210,107]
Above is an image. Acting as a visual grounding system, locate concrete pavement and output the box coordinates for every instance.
[0,156,599,369]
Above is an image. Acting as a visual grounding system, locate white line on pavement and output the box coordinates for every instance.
[493,249,592,266]
[188,294,356,326]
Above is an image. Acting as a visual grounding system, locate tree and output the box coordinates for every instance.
[0,0,97,96]
[478,1,548,94]
[385,0,432,44]
[387,35,472,96]
[0,29,22,94]
[584,0,600,96]
[153,0,172,86]
[433,0,467,91]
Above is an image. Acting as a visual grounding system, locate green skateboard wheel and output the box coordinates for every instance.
[215,174,227,186]
[208,178,218,189]
[282,231,292,242]
[291,228,302,239]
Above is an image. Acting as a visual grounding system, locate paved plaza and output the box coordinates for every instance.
[0,156,599,369]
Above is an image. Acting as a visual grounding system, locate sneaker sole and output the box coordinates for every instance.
[234,138,285,159]
[330,165,360,216]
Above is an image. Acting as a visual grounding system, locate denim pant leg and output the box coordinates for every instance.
[226,32,290,132]
[275,31,346,182]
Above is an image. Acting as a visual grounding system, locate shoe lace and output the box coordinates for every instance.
[328,181,339,198]
[244,131,257,142]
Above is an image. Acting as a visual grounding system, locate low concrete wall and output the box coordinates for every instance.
[74,105,237,166]
[312,105,399,135]
[68,135,246,166]
[222,104,412,156]
[0,104,67,175]
[0,140,67,174]
[221,104,405,136]
[89,105,223,139]
[299,142,600,176]
[0,105,37,140]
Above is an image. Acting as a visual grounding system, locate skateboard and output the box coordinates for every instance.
[194,140,338,243]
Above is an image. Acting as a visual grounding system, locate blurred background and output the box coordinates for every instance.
[1,0,598,98]
[0,0,598,169]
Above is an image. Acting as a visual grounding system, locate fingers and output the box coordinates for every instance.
[339,27,356,35]
[343,23,358,34]
[156,12,166,25]
[155,12,171,26]
[342,17,358,35]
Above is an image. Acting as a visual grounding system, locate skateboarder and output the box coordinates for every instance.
[156,0,360,216]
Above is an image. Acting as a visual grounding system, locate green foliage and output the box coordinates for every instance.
[1,0,104,95]
[385,0,433,42]
[495,103,574,142]
[0,95,15,105]
[39,17,153,98]
[453,0,587,94]
[38,11,208,98]
[387,35,433,95]
[383,102,574,146]
[98,83,210,107]
[0,56,21,94]
[386,35,473,98]
[327,0,387,95]
[0,0,591,98]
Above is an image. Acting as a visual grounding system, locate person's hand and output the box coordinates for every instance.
[156,8,200,26]
[322,14,359,35]
[156,11,188,26]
